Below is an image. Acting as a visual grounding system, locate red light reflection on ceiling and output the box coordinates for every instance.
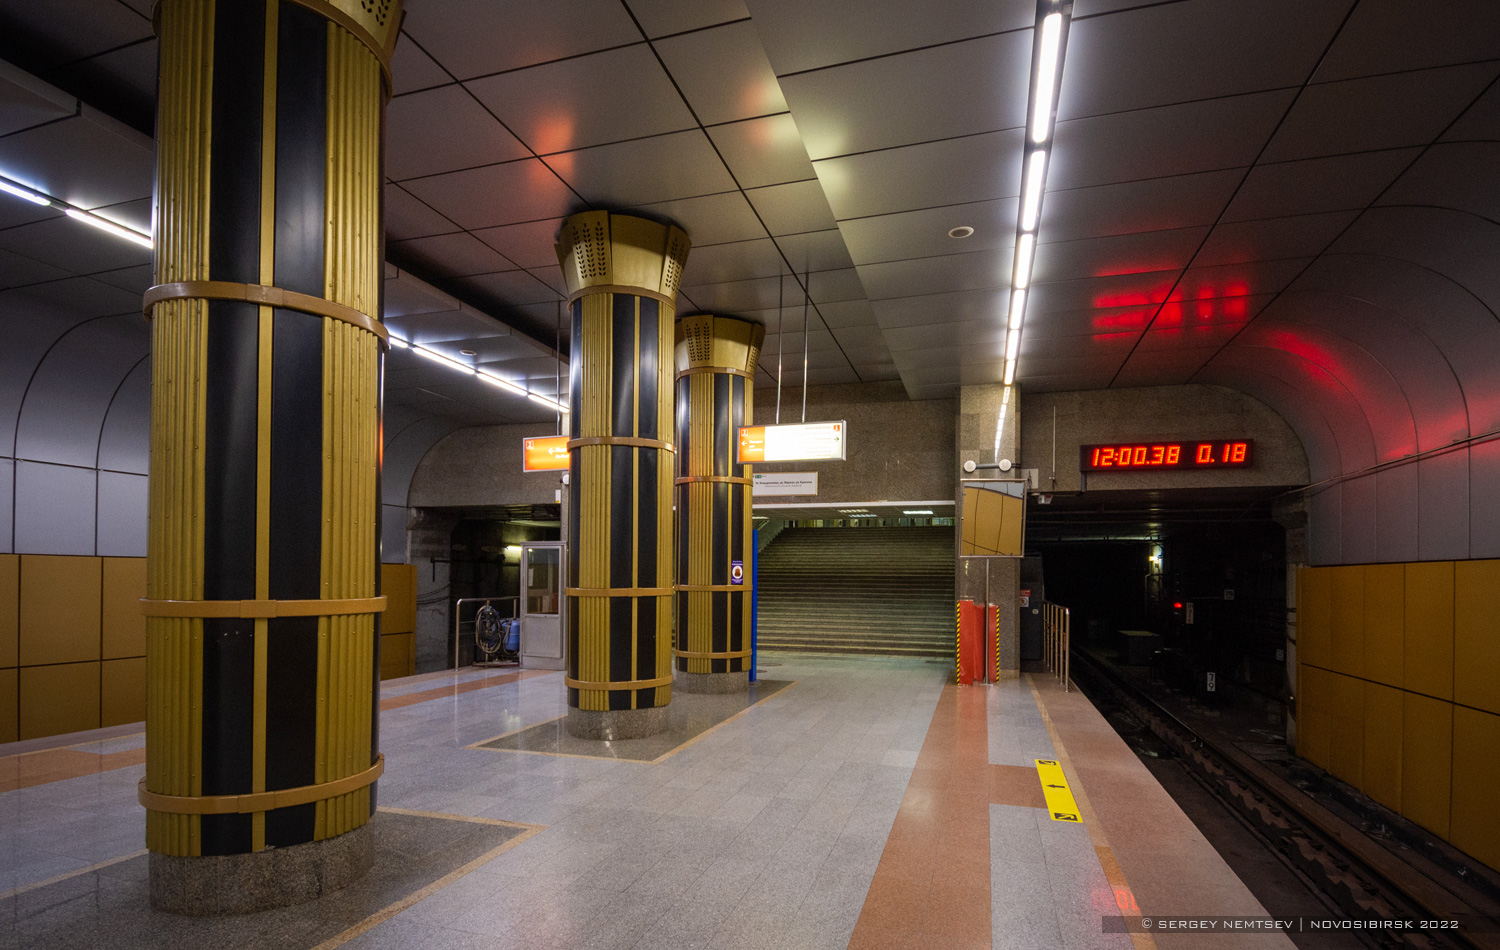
[1090,308,1152,332]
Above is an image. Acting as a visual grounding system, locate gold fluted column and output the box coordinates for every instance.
[556,211,689,740]
[674,315,763,693]
[143,0,398,914]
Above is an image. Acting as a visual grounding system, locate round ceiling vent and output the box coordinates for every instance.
[948,226,975,239]
[459,348,478,356]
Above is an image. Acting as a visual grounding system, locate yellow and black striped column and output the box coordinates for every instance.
[674,315,763,693]
[143,0,398,913]
[556,211,689,739]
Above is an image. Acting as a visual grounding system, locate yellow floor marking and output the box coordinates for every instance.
[0,849,148,902]
[1035,757,1082,823]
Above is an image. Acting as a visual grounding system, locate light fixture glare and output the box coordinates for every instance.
[0,178,50,206]
[1008,288,1027,329]
[413,345,476,375]
[477,370,525,393]
[1004,359,1017,386]
[1006,328,1021,361]
[388,336,409,348]
[1013,233,1035,289]
[65,208,152,248]
[1021,150,1047,230]
[1031,13,1064,144]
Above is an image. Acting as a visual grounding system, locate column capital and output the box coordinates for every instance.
[555,210,691,302]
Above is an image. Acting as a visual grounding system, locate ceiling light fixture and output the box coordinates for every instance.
[0,176,50,206]
[1031,13,1064,144]
[1012,233,1035,289]
[65,208,153,248]
[1008,289,1027,330]
[1020,150,1047,231]
[477,370,525,393]
[459,348,477,356]
[388,336,409,348]
[412,345,476,375]
[1004,359,1017,386]
[903,509,934,515]
[1006,328,1021,361]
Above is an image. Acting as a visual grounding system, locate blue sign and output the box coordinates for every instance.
[730,560,744,585]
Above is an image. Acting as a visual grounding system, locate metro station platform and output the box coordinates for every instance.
[2,655,1289,950]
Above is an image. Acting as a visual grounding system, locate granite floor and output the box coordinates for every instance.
[0,654,1290,949]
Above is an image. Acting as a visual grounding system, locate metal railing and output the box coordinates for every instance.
[1042,602,1071,691]
[453,596,520,671]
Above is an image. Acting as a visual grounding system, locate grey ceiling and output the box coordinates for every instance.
[3,0,1500,509]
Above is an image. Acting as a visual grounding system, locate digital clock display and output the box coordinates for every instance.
[1080,440,1254,472]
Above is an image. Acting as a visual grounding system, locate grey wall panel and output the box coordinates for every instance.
[13,314,149,468]
[1417,450,1470,561]
[97,356,151,474]
[96,470,148,557]
[1197,362,1340,481]
[381,505,409,564]
[1374,465,1419,562]
[1469,439,1500,559]
[0,296,96,453]
[1308,484,1341,566]
[0,457,11,554]
[1339,475,1377,564]
[13,460,95,555]
[384,417,464,507]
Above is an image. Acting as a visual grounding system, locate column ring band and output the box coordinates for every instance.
[144,281,389,343]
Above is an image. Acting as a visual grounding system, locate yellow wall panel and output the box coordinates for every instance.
[1329,565,1364,677]
[1401,691,1452,838]
[19,555,102,667]
[101,656,146,727]
[1328,672,1364,787]
[1454,560,1500,716]
[19,662,100,740]
[1404,561,1454,701]
[381,563,417,635]
[1298,567,1330,670]
[1362,563,1404,688]
[379,632,412,681]
[1362,682,1403,812]
[1450,706,1500,873]
[0,554,17,668]
[101,557,147,659]
[0,667,16,743]
[1297,664,1331,769]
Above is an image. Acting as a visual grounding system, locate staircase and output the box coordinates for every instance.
[755,526,955,657]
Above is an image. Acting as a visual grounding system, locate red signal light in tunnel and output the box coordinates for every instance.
[1173,602,1184,610]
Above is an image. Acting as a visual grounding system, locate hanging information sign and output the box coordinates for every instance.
[522,435,570,472]
[737,421,846,463]
[751,472,819,496]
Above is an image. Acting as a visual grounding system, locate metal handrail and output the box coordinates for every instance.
[1042,601,1071,691]
[453,596,520,671]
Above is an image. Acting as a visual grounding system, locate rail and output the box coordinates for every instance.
[452,596,520,671]
[1042,601,1070,691]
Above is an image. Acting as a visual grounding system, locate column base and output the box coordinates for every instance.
[149,818,374,915]
[565,705,668,740]
[674,670,748,694]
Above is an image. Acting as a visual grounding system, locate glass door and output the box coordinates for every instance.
[519,542,564,667]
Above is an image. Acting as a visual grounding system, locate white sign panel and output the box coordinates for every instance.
[738,421,847,463]
[751,472,819,496]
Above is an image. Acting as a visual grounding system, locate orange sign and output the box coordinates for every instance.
[522,435,570,472]
[737,421,846,464]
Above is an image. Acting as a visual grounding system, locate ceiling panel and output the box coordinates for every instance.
[1025,305,1153,340]
[402,159,578,230]
[1150,293,1274,330]
[550,129,737,207]
[385,183,459,241]
[1033,228,1208,285]
[1170,259,1312,303]
[0,247,69,289]
[1047,91,1295,191]
[1261,62,1499,163]
[388,232,520,278]
[402,0,640,80]
[881,321,1006,354]
[772,229,855,274]
[386,84,529,180]
[473,218,567,270]
[855,248,1009,301]
[1194,212,1356,268]
[744,0,1033,76]
[1029,270,1179,316]
[870,289,1010,329]
[637,191,768,247]
[389,34,451,96]
[1313,0,1500,82]
[1378,142,1500,223]
[681,238,787,286]
[1220,148,1421,222]
[777,31,1030,160]
[437,270,562,308]
[1443,80,1500,142]
[837,198,1018,266]
[1041,169,1244,242]
[814,128,1023,221]
[705,114,816,189]
[0,216,151,276]
[745,179,838,235]
[0,114,152,210]
[654,21,786,125]
[626,0,750,38]
[0,0,151,66]
[0,61,76,136]
[1057,0,1346,119]
[465,45,694,155]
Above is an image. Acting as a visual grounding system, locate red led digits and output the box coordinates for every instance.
[1079,439,1254,472]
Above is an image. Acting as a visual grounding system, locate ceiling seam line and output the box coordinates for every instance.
[1186,67,1500,383]
[1102,0,1364,387]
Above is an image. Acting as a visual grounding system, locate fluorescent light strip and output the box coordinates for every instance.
[903,510,934,515]
[412,345,476,375]
[477,370,525,393]
[1008,288,1027,330]
[528,393,568,413]
[1031,13,1064,144]
[65,209,153,248]
[1020,150,1047,231]
[1013,233,1035,289]
[0,177,50,206]
[1006,328,1021,361]
[1004,359,1017,386]
[388,336,409,348]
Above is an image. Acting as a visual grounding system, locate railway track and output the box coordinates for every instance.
[1069,650,1500,950]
